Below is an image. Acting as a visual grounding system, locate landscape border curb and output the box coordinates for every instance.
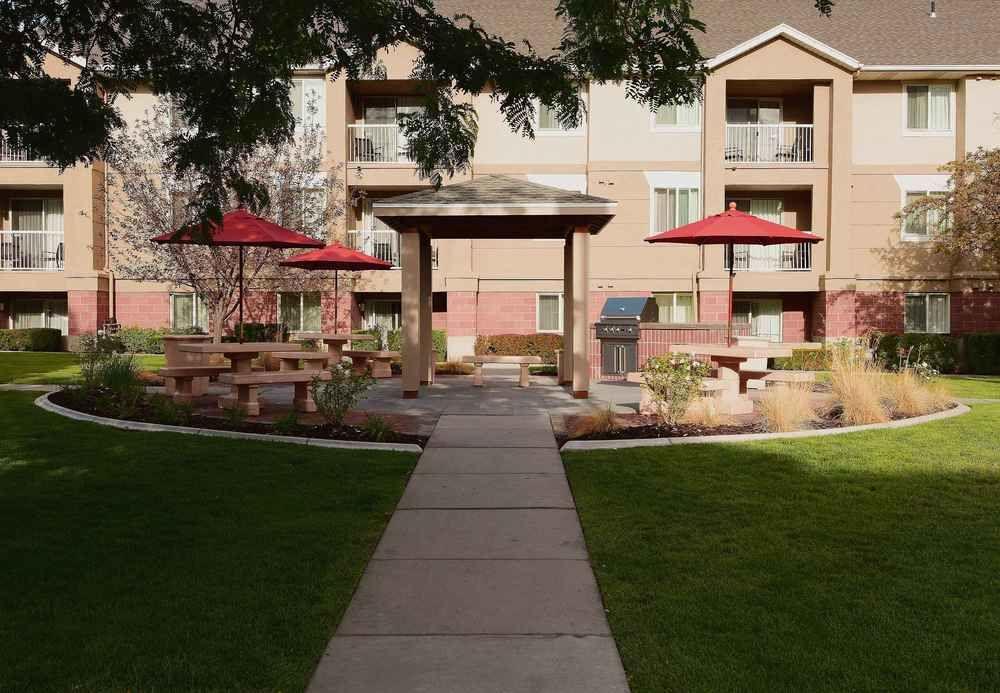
[560,402,972,451]
[34,391,423,454]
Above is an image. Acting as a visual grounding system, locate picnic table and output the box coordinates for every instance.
[161,334,213,396]
[290,332,355,364]
[343,350,399,379]
[179,341,301,415]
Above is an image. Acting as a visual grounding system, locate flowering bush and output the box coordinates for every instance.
[310,365,374,427]
[641,354,711,425]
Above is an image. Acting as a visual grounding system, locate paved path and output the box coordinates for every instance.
[307,413,629,692]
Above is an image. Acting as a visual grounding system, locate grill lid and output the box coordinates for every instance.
[599,297,649,322]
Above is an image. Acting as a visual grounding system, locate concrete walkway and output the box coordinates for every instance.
[307,412,629,692]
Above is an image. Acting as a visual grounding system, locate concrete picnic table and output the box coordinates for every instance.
[290,332,355,364]
[161,334,213,396]
[178,341,301,413]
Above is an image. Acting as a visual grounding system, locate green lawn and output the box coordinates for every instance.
[940,374,1000,400]
[0,352,166,384]
[0,391,415,691]
[565,404,1000,693]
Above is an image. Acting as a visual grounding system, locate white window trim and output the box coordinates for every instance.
[169,292,207,331]
[648,185,701,237]
[902,82,955,137]
[652,292,695,325]
[277,291,322,332]
[904,292,951,334]
[650,100,702,133]
[899,188,948,243]
[533,100,586,137]
[536,292,564,333]
[291,76,326,132]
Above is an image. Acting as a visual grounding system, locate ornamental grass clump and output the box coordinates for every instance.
[883,369,953,418]
[828,337,888,426]
[311,365,374,428]
[641,354,711,425]
[682,396,726,428]
[572,404,619,438]
[759,384,817,432]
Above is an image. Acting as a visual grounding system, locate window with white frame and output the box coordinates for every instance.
[902,190,947,240]
[652,292,694,324]
[278,292,322,332]
[363,299,401,332]
[536,293,564,332]
[652,187,699,234]
[170,293,209,331]
[290,77,326,130]
[904,293,950,334]
[536,100,583,134]
[905,84,952,132]
[653,101,701,130]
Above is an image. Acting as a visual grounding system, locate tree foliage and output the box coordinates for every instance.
[2,0,834,215]
[897,147,1000,275]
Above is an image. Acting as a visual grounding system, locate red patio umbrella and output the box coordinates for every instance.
[152,208,324,341]
[646,202,822,345]
[279,243,392,331]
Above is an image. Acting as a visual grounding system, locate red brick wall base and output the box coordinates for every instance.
[68,290,110,336]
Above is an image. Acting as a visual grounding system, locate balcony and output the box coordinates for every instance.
[0,231,64,271]
[0,135,42,164]
[725,242,812,272]
[346,228,438,268]
[348,124,411,164]
[724,124,813,164]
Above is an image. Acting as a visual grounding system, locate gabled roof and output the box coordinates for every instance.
[372,175,617,238]
[705,23,860,71]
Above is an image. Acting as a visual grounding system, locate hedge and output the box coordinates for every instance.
[352,328,448,361]
[876,333,960,373]
[224,322,288,343]
[771,348,832,371]
[0,328,63,352]
[964,333,1000,374]
[475,333,563,363]
[117,327,168,354]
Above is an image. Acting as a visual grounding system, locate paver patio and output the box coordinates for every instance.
[307,406,629,692]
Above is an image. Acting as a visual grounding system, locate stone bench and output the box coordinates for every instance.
[762,370,816,387]
[276,351,331,371]
[218,369,331,415]
[158,366,229,404]
[462,355,543,387]
[343,350,398,379]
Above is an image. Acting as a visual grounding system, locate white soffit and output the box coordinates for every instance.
[706,23,861,71]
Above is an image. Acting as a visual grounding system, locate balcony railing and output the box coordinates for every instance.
[725,242,812,272]
[348,124,410,163]
[724,124,813,163]
[0,231,65,271]
[346,228,439,269]
[0,136,41,163]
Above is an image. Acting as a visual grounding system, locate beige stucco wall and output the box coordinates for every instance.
[852,81,958,165]
[472,89,588,166]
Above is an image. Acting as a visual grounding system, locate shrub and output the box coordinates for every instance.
[386,329,447,361]
[350,328,382,351]
[362,413,393,442]
[148,393,193,426]
[0,327,63,352]
[829,338,888,426]
[226,322,288,343]
[117,326,167,354]
[311,365,374,427]
[772,348,832,371]
[682,396,726,428]
[272,411,300,435]
[77,332,126,355]
[759,384,817,432]
[436,360,474,375]
[964,333,1000,374]
[475,333,563,363]
[640,354,711,425]
[876,333,959,374]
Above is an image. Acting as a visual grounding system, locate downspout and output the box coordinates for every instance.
[104,163,115,326]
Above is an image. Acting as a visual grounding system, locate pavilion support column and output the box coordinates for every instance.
[419,232,433,385]
[571,226,590,398]
[560,233,574,385]
[401,229,422,398]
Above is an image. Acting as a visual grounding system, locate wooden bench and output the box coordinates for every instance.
[343,350,398,379]
[158,366,229,404]
[462,355,543,387]
[218,369,332,415]
[762,370,816,387]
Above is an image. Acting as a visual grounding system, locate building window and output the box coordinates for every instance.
[170,293,209,331]
[902,190,947,240]
[536,99,583,135]
[905,293,950,334]
[652,187,699,234]
[10,198,63,233]
[278,292,322,332]
[290,77,326,130]
[653,101,701,130]
[10,297,68,335]
[652,292,694,324]
[905,84,952,132]
[536,293,564,332]
[363,299,401,332]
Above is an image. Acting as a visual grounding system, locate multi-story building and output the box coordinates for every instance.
[4,1,1000,365]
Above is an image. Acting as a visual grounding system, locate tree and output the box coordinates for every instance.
[897,147,1000,275]
[1,0,834,217]
[106,98,343,340]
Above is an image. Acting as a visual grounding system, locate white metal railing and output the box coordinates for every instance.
[724,124,813,163]
[725,242,812,272]
[0,231,65,271]
[348,124,410,163]
[346,228,439,269]
[0,136,40,162]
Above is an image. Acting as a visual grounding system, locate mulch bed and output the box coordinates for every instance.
[49,389,429,447]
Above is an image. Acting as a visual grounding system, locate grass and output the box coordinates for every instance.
[940,374,1000,399]
[0,351,166,384]
[565,404,1000,693]
[0,391,415,691]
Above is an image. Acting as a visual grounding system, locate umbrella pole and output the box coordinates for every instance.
[727,243,734,347]
[238,246,244,343]
[334,270,339,333]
